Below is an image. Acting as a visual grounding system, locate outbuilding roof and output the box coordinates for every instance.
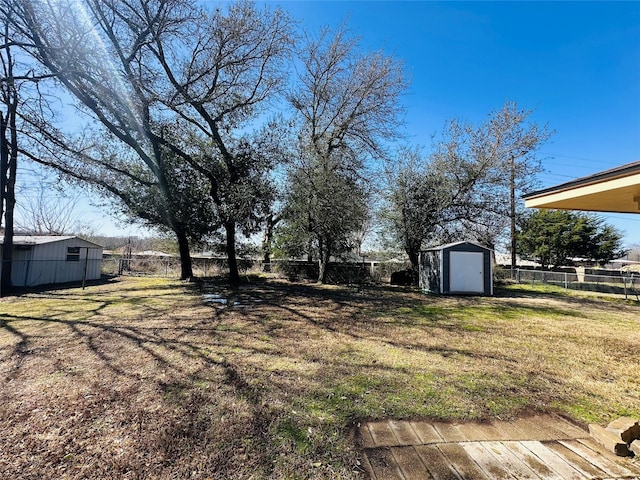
[523,160,640,213]
[422,241,492,252]
[0,235,103,247]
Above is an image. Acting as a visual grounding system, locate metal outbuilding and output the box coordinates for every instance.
[419,241,493,295]
[0,236,103,287]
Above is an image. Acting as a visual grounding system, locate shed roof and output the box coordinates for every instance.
[132,250,171,257]
[422,241,492,252]
[523,160,640,213]
[0,235,103,248]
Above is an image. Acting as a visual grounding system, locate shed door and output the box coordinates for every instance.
[449,251,484,293]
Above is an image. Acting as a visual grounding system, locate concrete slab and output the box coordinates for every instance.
[607,417,639,432]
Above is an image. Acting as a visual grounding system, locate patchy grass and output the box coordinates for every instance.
[0,276,638,479]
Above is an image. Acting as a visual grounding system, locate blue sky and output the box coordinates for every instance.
[45,1,639,247]
[267,0,640,246]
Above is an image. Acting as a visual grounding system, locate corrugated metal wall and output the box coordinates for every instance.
[8,238,103,287]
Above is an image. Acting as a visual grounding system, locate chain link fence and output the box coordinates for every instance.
[0,258,103,289]
[7,256,637,300]
[103,256,260,278]
[509,268,640,300]
[105,256,409,284]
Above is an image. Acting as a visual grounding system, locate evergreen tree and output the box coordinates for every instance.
[518,209,625,269]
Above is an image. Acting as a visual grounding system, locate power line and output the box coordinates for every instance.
[539,152,620,166]
[601,214,640,223]
[539,172,577,179]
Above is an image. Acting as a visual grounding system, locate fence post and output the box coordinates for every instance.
[564,272,567,290]
[24,259,31,287]
[82,249,89,290]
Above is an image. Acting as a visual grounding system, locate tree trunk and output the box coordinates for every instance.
[307,230,314,263]
[175,227,193,281]
[318,243,330,284]
[405,237,420,271]
[0,103,17,294]
[408,250,419,272]
[261,213,278,271]
[0,113,11,293]
[0,112,6,223]
[225,221,241,286]
[2,135,16,292]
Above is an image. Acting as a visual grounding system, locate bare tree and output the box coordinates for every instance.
[8,0,294,284]
[283,25,407,282]
[384,103,552,273]
[14,170,84,235]
[0,39,18,291]
[476,101,553,268]
[0,4,55,291]
[381,144,473,269]
[279,148,369,282]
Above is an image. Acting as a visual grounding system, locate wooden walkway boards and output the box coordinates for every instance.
[358,415,640,479]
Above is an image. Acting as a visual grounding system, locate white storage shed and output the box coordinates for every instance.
[0,236,103,287]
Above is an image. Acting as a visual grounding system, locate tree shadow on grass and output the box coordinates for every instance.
[0,280,290,478]
[3,274,122,298]
[0,277,635,479]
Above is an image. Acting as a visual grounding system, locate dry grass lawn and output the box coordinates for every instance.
[0,276,638,479]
